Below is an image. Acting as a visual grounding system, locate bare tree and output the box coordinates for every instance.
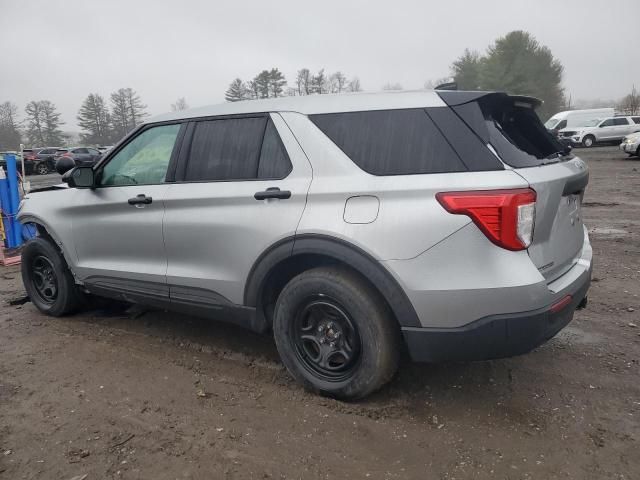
[171,97,189,111]
[618,85,640,115]
[329,71,348,93]
[24,100,64,146]
[424,77,452,89]
[0,101,22,150]
[382,82,403,91]
[311,69,327,94]
[296,68,312,96]
[347,77,362,92]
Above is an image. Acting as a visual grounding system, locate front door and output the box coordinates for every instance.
[71,123,184,301]
[163,114,312,308]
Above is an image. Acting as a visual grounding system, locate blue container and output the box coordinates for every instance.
[4,154,22,247]
[0,172,15,248]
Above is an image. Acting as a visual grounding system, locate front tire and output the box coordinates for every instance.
[273,266,400,400]
[582,135,595,148]
[35,162,49,175]
[21,237,84,316]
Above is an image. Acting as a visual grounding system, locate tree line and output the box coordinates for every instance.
[225,68,362,102]
[0,88,150,150]
[2,30,637,151]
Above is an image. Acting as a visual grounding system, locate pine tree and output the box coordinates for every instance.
[451,31,565,119]
[268,68,287,98]
[77,93,111,145]
[110,88,147,140]
[225,79,249,102]
[253,71,272,98]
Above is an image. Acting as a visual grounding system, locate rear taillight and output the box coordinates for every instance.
[436,188,537,251]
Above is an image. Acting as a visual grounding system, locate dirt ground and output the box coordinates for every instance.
[1,146,639,480]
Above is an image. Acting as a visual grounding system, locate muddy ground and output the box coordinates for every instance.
[1,146,639,480]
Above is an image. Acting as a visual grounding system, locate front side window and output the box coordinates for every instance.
[99,124,181,186]
[600,119,615,127]
[74,148,89,154]
[184,116,291,182]
[632,117,640,125]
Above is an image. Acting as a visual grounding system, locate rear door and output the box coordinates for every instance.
[163,113,312,307]
[612,117,631,139]
[443,93,588,281]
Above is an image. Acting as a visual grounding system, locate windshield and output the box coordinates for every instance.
[544,118,559,129]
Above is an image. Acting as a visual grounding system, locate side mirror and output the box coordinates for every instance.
[55,156,75,175]
[62,166,95,188]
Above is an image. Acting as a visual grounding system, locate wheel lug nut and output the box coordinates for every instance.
[329,342,335,348]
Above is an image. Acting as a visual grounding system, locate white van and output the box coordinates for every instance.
[545,108,615,133]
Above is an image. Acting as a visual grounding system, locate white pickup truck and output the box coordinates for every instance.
[558,115,640,147]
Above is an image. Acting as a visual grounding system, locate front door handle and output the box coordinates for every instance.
[128,194,152,205]
[254,187,291,200]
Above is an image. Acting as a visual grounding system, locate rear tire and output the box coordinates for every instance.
[273,266,400,400]
[582,135,595,148]
[21,237,84,316]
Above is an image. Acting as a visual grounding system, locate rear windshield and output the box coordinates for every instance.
[452,95,569,167]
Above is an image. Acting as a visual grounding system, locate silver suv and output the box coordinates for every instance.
[18,91,592,399]
[558,115,640,147]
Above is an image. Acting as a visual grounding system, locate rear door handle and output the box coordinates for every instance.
[254,187,291,200]
[128,194,152,205]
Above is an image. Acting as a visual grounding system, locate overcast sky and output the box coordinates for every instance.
[1,0,639,130]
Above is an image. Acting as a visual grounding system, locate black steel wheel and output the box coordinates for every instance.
[273,266,400,400]
[292,296,361,382]
[30,255,58,304]
[21,237,85,316]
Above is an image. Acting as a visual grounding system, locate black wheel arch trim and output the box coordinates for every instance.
[244,234,421,328]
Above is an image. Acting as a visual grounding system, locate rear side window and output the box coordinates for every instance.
[632,117,640,124]
[310,109,467,175]
[258,119,292,178]
[185,116,291,181]
[613,118,629,126]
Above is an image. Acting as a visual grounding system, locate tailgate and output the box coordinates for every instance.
[515,158,588,281]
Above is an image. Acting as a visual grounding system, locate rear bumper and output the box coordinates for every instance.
[402,267,590,363]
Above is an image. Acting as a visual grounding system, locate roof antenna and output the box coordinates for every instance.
[435,81,458,91]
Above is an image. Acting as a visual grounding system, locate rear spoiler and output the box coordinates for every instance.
[437,91,543,109]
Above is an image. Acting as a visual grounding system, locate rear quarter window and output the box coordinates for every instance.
[309,109,468,176]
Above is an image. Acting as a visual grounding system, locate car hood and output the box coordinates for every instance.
[624,132,640,142]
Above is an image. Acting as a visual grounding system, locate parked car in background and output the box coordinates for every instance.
[19,90,591,399]
[544,108,614,136]
[620,132,640,157]
[54,147,102,167]
[96,145,114,154]
[23,147,60,174]
[558,115,640,147]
